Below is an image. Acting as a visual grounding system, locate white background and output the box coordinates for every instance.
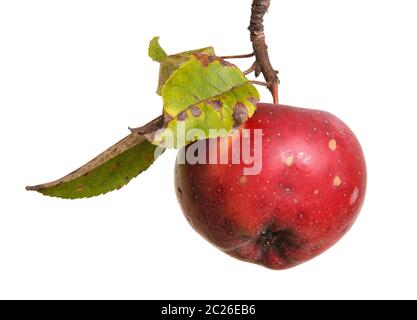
[1,0,416,300]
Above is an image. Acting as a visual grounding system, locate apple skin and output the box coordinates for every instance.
[175,104,366,270]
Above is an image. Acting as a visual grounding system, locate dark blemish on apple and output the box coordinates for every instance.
[207,100,223,112]
[177,187,183,198]
[177,111,187,121]
[258,225,301,262]
[191,106,202,117]
[233,103,248,128]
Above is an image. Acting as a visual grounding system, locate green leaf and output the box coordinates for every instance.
[156,47,215,95]
[26,133,163,199]
[148,37,167,62]
[149,37,215,95]
[152,54,260,149]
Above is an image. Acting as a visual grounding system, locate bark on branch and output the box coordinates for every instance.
[249,0,279,104]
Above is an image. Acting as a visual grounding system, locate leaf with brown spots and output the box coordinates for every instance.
[27,39,258,198]
[26,125,164,199]
[152,53,260,149]
[149,37,215,95]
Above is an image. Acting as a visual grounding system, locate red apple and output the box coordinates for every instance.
[174,104,366,269]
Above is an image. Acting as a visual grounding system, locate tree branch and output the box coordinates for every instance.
[249,0,279,104]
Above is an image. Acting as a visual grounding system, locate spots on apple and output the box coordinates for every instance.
[328,139,337,151]
[175,104,366,270]
[284,155,295,167]
[350,187,360,206]
[333,176,343,187]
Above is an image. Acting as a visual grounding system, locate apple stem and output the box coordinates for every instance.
[249,0,280,104]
